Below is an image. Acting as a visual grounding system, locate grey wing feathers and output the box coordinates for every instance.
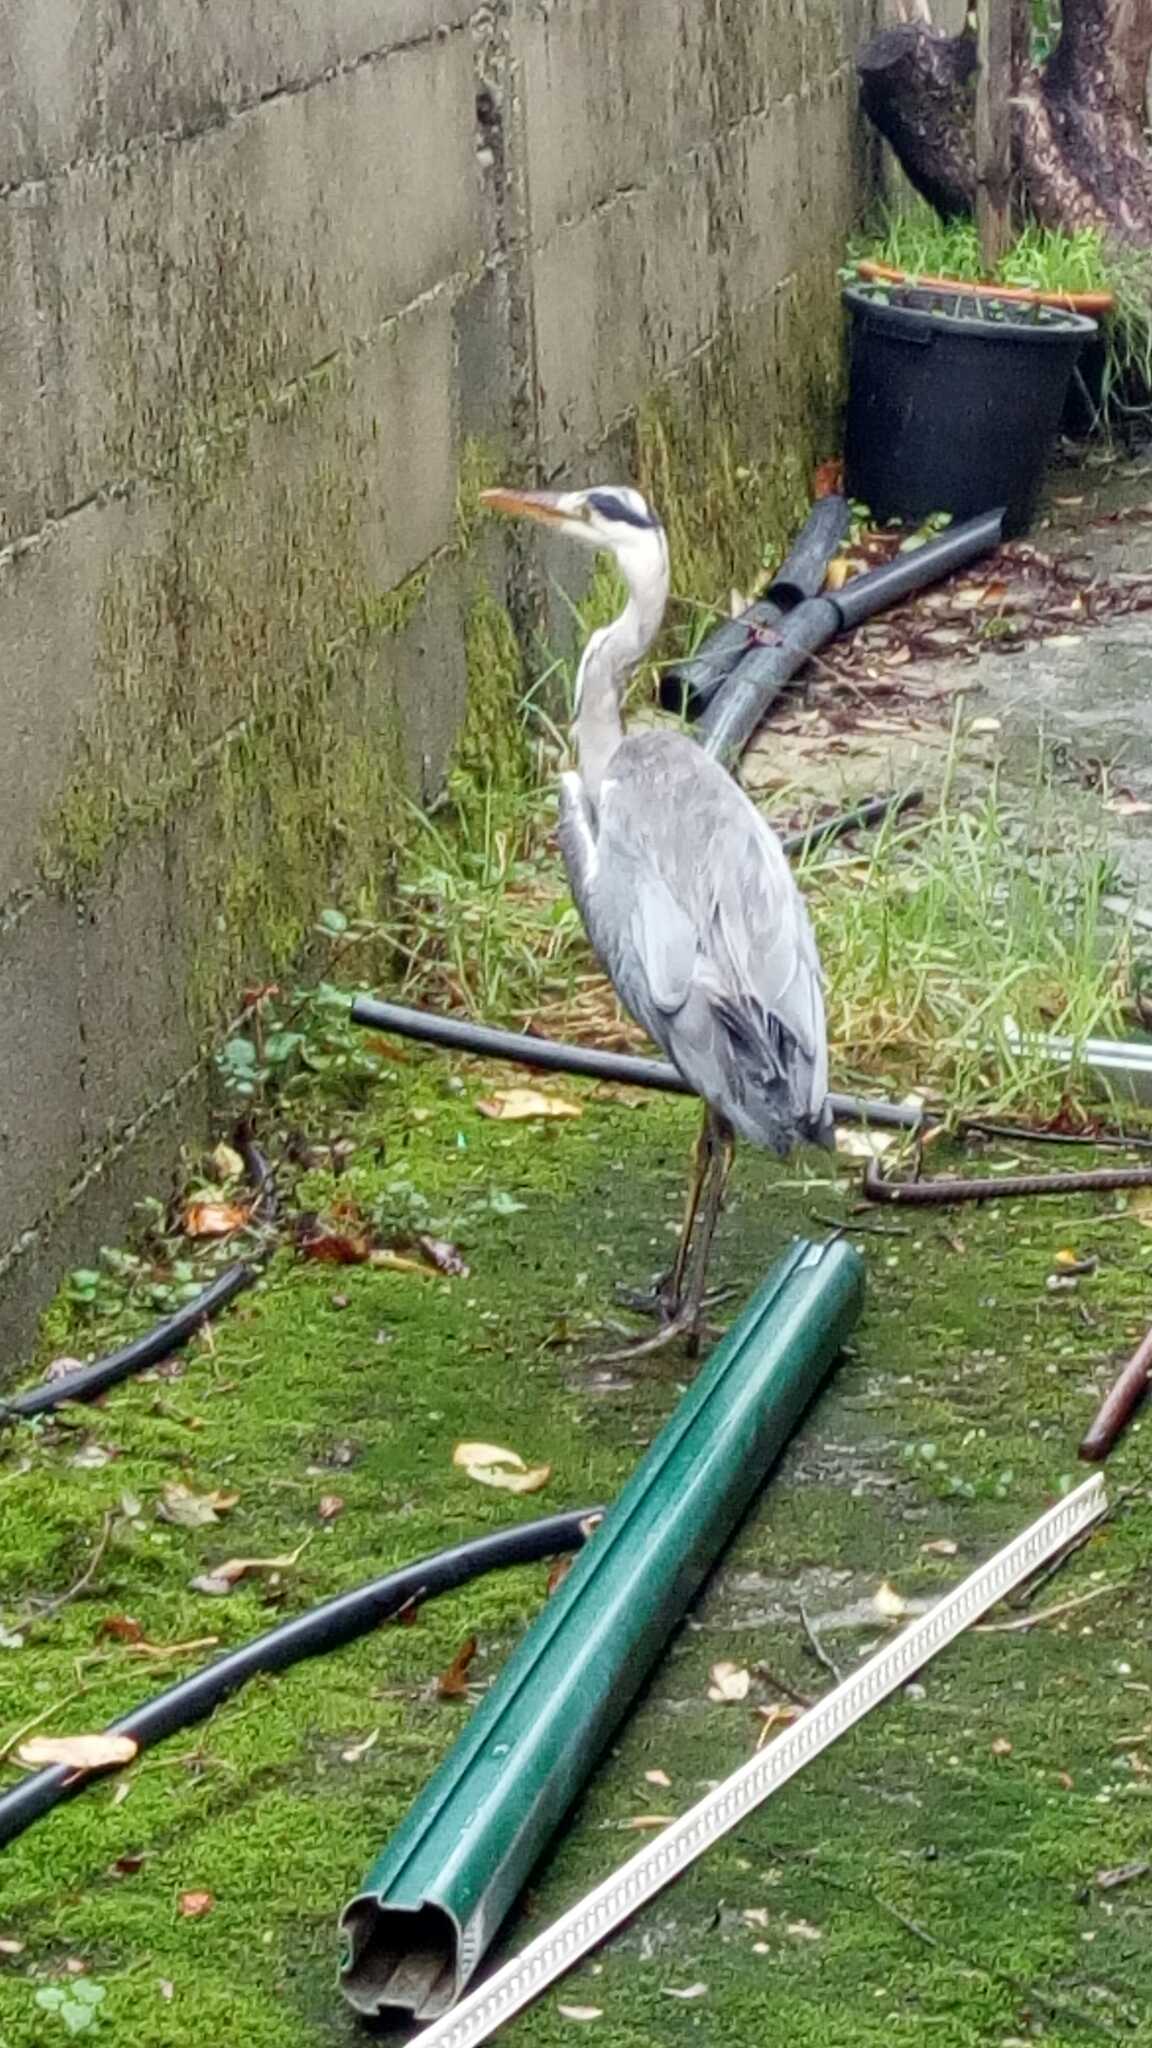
[581,733,831,1153]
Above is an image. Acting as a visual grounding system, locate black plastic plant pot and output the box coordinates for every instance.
[842,283,1097,538]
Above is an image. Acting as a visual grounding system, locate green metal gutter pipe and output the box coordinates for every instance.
[339,1236,864,2020]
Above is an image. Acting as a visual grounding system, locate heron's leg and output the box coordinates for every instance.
[591,1114,734,1365]
[679,1116,735,1358]
[615,1104,713,1318]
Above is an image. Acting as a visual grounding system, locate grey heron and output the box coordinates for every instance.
[481,483,833,1359]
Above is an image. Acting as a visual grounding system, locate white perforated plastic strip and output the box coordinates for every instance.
[411,1474,1107,2048]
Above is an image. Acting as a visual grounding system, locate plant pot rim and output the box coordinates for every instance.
[845,279,1099,342]
[856,259,1114,316]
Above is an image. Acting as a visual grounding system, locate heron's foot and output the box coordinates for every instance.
[585,1312,725,1368]
[613,1278,735,1323]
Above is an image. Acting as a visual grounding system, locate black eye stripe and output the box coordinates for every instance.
[586,490,654,530]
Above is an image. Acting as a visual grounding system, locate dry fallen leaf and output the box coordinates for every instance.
[835,1126,896,1160]
[437,1637,479,1699]
[157,1483,240,1530]
[873,1581,911,1620]
[920,1538,958,1558]
[991,1736,1013,1757]
[97,1615,145,1645]
[1105,796,1152,817]
[190,1545,308,1596]
[341,1727,380,1764]
[755,1703,801,1747]
[707,1660,751,1704]
[968,716,1002,736]
[179,1890,214,1919]
[621,1814,675,1830]
[415,1235,470,1279]
[663,1983,707,2000]
[368,1248,435,1276]
[644,1768,672,1788]
[475,1089,582,1122]
[318,1495,345,1522]
[546,1555,574,1597]
[557,2008,604,2023]
[824,556,851,592]
[210,1142,246,1182]
[452,1443,551,1494]
[183,1199,248,1239]
[786,1920,823,1941]
[18,1733,138,1772]
[0,1937,25,1956]
[295,1219,373,1264]
[742,1908,771,1930]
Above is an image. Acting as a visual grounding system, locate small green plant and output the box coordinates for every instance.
[216,981,396,1109]
[67,1249,205,1319]
[34,1981,106,2036]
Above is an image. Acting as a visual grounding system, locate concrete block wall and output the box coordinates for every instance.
[0,0,873,1358]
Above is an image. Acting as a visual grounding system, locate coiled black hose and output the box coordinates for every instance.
[0,1263,256,1425]
[0,1508,597,1850]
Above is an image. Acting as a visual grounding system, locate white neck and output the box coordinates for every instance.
[573,535,669,802]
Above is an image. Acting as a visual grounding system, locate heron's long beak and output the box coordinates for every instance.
[479,487,571,528]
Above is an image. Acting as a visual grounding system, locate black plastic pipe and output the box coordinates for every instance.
[0,1509,597,1851]
[696,508,1006,766]
[350,997,925,1131]
[0,1263,256,1425]
[660,495,851,716]
[779,788,923,860]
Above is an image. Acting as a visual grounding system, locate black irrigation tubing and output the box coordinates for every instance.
[778,788,923,860]
[349,997,927,1134]
[0,1509,598,1851]
[0,1263,257,1426]
[862,1158,1152,1207]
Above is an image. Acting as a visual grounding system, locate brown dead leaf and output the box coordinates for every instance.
[920,1539,958,1558]
[183,1199,248,1239]
[663,1983,707,1999]
[557,2007,604,2023]
[452,1442,551,1494]
[294,1220,372,1264]
[644,1769,672,1788]
[475,1088,582,1122]
[707,1661,751,1704]
[437,1637,479,1699]
[415,1235,470,1279]
[179,1890,214,1919]
[1105,795,1152,817]
[621,1814,675,1830]
[317,1494,345,1522]
[546,1555,573,1596]
[110,1851,147,1878]
[991,1736,1013,1757]
[18,1733,138,1772]
[157,1483,240,1529]
[97,1615,144,1645]
[190,1542,308,1596]
[0,1938,25,1956]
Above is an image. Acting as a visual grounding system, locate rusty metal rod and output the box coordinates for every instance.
[1079,1326,1152,1463]
[862,1159,1152,1206]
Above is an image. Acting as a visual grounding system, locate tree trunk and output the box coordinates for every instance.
[858,0,1152,247]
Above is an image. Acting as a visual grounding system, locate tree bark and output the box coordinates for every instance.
[858,0,1152,247]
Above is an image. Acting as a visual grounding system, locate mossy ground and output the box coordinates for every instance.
[1,1064,1150,2047]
